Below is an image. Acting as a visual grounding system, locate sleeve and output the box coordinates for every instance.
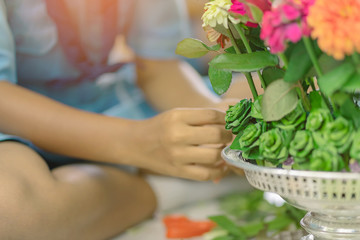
[0,0,16,83]
[124,0,191,59]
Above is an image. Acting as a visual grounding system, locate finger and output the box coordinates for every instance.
[179,165,228,181]
[179,108,226,126]
[183,125,233,145]
[173,146,224,165]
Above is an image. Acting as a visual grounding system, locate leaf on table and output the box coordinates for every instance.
[209,215,245,237]
[266,215,293,232]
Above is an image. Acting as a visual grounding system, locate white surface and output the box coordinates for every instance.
[146,174,252,212]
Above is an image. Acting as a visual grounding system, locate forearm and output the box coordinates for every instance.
[136,58,220,111]
[0,81,137,164]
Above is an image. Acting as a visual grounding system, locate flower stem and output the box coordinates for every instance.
[278,52,289,69]
[226,28,241,54]
[227,27,258,99]
[303,37,334,112]
[234,24,267,89]
[296,82,311,112]
[245,73,259,99]
[303,37,323,77]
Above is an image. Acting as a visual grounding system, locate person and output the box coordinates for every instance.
[0,0,236,239]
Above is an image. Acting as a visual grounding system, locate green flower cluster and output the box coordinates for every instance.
[226,94,360,172]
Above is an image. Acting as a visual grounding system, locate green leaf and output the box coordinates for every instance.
[318,61,356,96]
[261,79,298,121]
[208,44,221,51]
[262,67,285,86]
[230,133,242,150]
[208,66,232,95]
[214,25,231,38]
[209,52,279,72]
[209,216,244,237]
[309,91,326,111]
[285,204,306,223]
[242,147,261,160]
[175,38,214,58]
[284,41,321,83]
[247,27,266,50]
[225,46,236,54]
[213,236,236,240]
[332,91,349,106]
[266,215,293,231]
[339,97,360,129]
[203,229,229,240]
[306,54,343,77]
[248,3,263,23]
[239,221,264,237]
[341,72,360,92]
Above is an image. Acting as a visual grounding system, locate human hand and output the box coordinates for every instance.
[131,108,233,181]
[212,98,241,112]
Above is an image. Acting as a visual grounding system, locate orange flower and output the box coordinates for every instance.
[307,0,360,60]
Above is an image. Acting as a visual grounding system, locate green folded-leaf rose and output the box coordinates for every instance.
[305,108,333,131]
[259,129,289,165]
[239,122,263,149]
[239,122,263,160]
[273,101,306,131]
[225,99,252,134]
[326,116,354,154]
[289,130,314,162]
[309,147,344,171]
[250,95,263,120]
[350,131,360,160]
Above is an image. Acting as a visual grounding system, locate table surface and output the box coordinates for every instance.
[111,175,304,240]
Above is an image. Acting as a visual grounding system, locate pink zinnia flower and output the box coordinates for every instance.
[260,0,314,53]
[229,0,247,15]
[229,0,271,27]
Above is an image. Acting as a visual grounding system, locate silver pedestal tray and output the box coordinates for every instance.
[222,147,360,240]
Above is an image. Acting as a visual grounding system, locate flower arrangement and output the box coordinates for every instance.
[176,0,360,172]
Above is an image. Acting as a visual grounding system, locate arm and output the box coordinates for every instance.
[0,81,231,180]
[135,57,247,112]
[0,81,137,164]
[135,57,221,111]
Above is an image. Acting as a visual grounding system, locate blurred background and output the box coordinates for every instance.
[109,0,262,101]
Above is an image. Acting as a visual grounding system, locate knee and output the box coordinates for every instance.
[111,172,158,226]
[133,176,158,218]
[0,174,50,239]
[54,164,158,229]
